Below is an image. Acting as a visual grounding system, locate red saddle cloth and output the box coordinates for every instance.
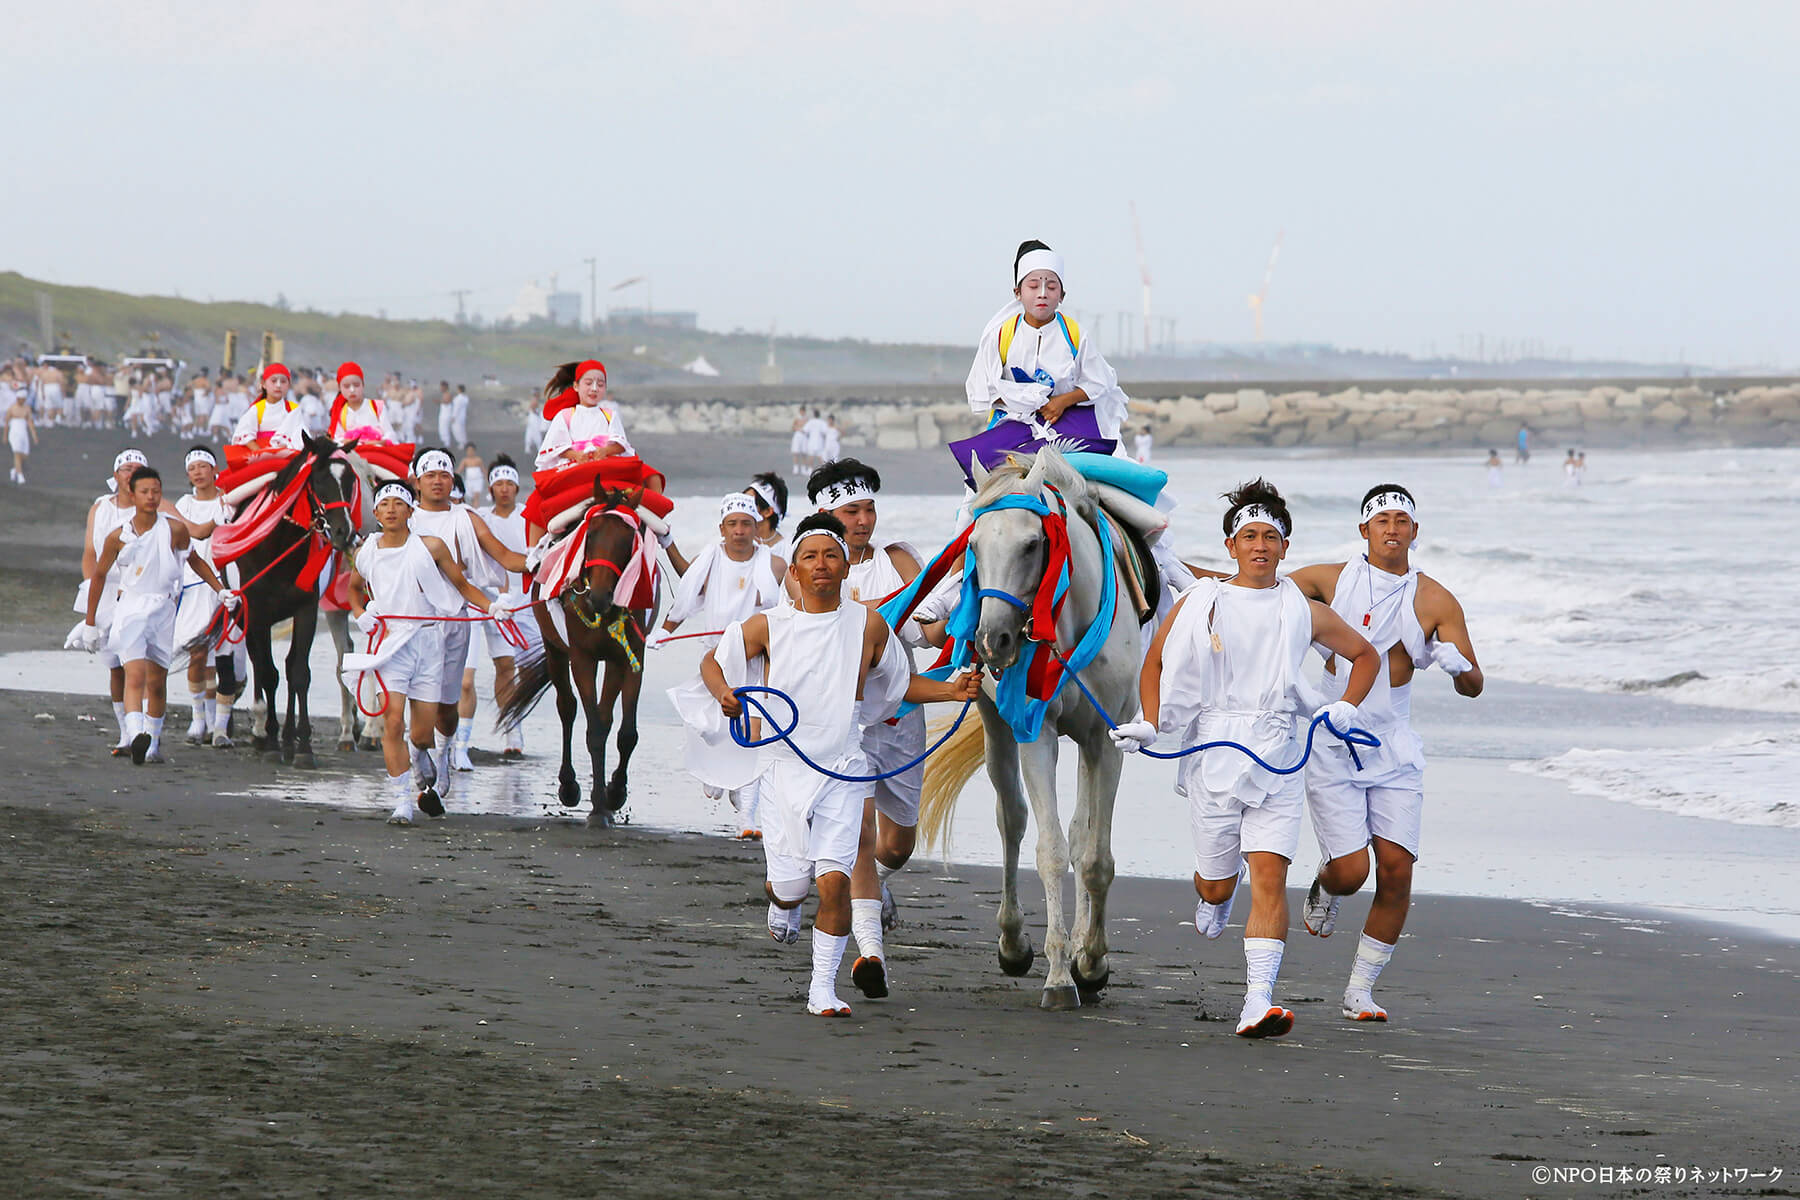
[522,455,671,530]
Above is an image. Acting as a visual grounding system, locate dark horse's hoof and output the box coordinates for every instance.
[998,942,1036,978]
[587,804,615,829]
[1071,960,1111,1002]
[557,778,582,809]
[1040,985,1082,1012]
[605,775,629,812]
[292,751,317,770]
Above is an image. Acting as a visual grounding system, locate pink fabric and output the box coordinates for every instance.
[534,505,658,609]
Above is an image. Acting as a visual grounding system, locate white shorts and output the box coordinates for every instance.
[173,581,218,649]
[1189,772,1305,881]
[483,608,542,660]
[1305,738,1425,862]
[347,624,445,710]
[109,595,179,669]
[432,621,472,705]
[790,431,806,453]
[762,774,863,883]
[863,708,924,828]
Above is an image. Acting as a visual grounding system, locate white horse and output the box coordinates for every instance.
[919,448,1140,1010]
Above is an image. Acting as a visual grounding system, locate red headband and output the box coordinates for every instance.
[336,361,363,385]
[262,363,290,382]
[576,359,606,382]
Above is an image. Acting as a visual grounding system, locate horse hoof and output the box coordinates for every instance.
[336,741,355,754]
[605,780,629,812]
[557,781,582,809]
[587,805,614,829]
[260,750,284,765]
[1039,985,1082,1012]
[293,752,317,770]
[1072,962,1111,1002]
[998,943,1035,978]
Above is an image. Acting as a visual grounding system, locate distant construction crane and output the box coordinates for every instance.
[1247,231,1284,342]
[1130,201,1152,354]
[450,289,471,323]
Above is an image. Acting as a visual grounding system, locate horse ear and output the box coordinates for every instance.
[969,453,990,489]
[1022,451,1048,492]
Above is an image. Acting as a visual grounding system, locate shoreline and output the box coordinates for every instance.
[5,686,1796,1199]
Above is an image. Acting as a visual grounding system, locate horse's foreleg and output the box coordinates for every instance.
[1069,735,1121,1001]
[286,605,317,767]
[1018,734,1077,1010]
[605,657,642,813]
[247,626,279,758]
[545,640,580,809]
[325,608,358,752]
[574,645,612,826]
[981,706,1033,977]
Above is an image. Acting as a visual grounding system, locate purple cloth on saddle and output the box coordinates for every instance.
[948,408,1117,488]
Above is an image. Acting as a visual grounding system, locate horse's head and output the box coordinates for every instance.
[965,448,1085,671]
[301,432,359,556]
[578,488,646,611]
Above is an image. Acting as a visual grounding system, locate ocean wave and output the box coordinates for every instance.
[1513,734,1800,828]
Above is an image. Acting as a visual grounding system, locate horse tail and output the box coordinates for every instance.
[495,645,556,732]
[918,712,986,855]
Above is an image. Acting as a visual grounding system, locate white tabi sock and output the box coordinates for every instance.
[1243,936,1286,1013]
[432,730,452,797]
[455,724,472,750]
[851,898,884,961]
[1347,933,1396,998]
[411,743,437,790]
[206,697,219,731]
[187,697,206,736]
[113,701,128,744]
[124,710,145,741]
[386,771,416,823]
[808,930,850,1013]
[147,716,163,754]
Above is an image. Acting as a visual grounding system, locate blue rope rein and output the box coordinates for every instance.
[728,686,977,783]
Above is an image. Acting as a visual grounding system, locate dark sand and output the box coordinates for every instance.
[3,688,1797,1199]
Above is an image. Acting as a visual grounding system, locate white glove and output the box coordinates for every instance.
[488,593,514,619]
[645,627,675,651]
[1108,718,1157,754]
[524,532,555,574]
[77,622,102,653]
[354,610,381,636]
[1312,700,1360,733]
[219,591,241,613]
[1428,638,1473,676]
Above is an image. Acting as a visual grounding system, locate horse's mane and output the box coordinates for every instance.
[968,445,1091,512]
[268,437,338,492]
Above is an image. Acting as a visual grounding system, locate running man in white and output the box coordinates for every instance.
[699,513,980,1017]
[655,492,786,837]
[7,386,35,484]
[344,481,514,825]
[474,455,539,759]
[805,458,926,1000]
[409,448,526,793]
[172,446,241,747]
[1289,484,1484,1023]
[1114,479,1380,1039]
[72,449,148,752]
[81,466,235,764]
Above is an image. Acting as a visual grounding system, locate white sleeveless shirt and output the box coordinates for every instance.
[1320,557,1426,728]
[177,493,233,581]
[115,515,184,604]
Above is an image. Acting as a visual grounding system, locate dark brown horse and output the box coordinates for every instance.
[499,488,652,827]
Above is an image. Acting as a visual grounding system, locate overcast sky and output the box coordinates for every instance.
[9,1,1795,365]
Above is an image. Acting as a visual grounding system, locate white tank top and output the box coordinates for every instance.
[176,493,232,579]
[763,601,867,766]
[116,515,184,603]
[477,505,528,591]
[845,540,919,606]
[355,534,462,619]
[1322,557,1426,726]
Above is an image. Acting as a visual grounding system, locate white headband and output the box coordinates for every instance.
[1360,490,1417,525]
[1230,504,1289,539]
[748,479,783,518]
[792,528,849,559]
[813,478,876,511]
[113,449,148,472]
[415,450,454,475]
[1015,248,1066,288]
[488,464,519,487]
[185,448,218,469]
[374,482,415,508]
[720,493,760,521]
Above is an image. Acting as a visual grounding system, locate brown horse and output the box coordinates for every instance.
[499,488,652,827]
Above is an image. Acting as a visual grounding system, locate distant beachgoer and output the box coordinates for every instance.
[81,466,234,765]
[1484,449,1502,489]
[436,381,455,446]
[697,512,980,1016]
[1134,424,1154,464]
[1289,483,1485,1024]
[1515,423,1531,464]
[802,409,828,471]
[1562,448,1578,487]
[450,384,470,447]
[789,409,807,475]
[7,388,35,484]
[459,443,485,506]
[1575,450,1586,486]
[1112,479,1380,1039]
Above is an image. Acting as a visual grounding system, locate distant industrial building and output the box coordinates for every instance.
[546,291,583,327]
[606,307,698,331]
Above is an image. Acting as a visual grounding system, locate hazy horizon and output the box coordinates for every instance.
[7,1,1795,368]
